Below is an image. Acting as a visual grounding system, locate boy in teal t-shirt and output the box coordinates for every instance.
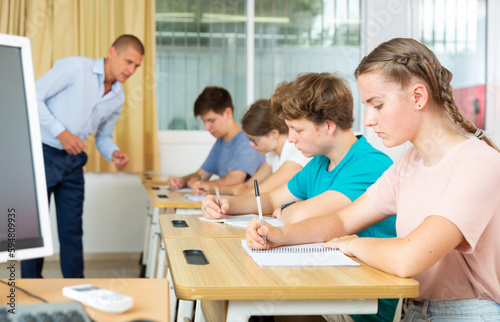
[202,73,397,322]
[287,135,396,322]
[288,135,395,239]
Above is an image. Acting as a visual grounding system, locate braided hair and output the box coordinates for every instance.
[354,38,498,152]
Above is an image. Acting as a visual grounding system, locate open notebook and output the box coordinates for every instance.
[199,214,285,228]
[184,194,231,202]
[176,208,203,215]
[154,186,193,193]
[173,187,194,193]
[241,240,360,267]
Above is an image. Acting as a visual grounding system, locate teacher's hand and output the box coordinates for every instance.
[57,130,86,155]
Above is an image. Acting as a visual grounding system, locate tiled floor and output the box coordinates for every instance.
[0,253,142,279]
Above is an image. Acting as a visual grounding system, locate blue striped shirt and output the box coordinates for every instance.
[37,57,124,161]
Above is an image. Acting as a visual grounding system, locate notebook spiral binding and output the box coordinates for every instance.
[225,217,252,222]
[251,247,339,253]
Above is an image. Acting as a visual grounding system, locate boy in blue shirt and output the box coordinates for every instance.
[202,73,397,322]
[168,86,265,194]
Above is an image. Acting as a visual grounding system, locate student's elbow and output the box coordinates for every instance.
[391,265,414,279]
[390,254,424,278]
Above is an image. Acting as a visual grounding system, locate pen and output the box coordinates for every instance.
[253,180,266,247]
[215,187,221,209]
[201,172,205,184]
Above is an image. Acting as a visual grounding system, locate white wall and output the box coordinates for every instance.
[486,0,500,146]
[359,0,416,160]
[49,132,215,255]
[158,130,215,175]
[49,173,150,254]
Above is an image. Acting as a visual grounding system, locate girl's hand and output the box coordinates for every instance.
[323,235,359,256]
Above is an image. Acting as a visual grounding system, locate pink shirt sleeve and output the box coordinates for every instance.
[367,142,500,253]
[431,151,500,253]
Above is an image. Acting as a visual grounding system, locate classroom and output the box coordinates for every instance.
[1,1,500,321]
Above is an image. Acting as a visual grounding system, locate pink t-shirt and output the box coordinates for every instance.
[367,138,500,302]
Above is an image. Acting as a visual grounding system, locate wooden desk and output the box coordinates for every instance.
[159,214,246,238]
[158,214,245,322]
[140,179,204,321]
[139,172,170,185]
[143,184,202,210]
[142,184,203,279]
[165,238,419,322]
[1,278,168,322]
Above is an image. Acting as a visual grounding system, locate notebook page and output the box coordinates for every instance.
[198,214,257,223]
[224,216,285,228]
[174,187,194,193]
[184,194,206,202]
[198,215,285,228]
[158,186,193,192]
[184,194,231,202]
[175,208,203,215]
[241,240,360,267]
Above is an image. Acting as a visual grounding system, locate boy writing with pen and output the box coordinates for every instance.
[168,86,265,193]
[202,72,398,322]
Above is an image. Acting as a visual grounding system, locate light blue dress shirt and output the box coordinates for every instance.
[37,57,124,161]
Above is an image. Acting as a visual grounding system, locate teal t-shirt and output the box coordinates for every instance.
[287,135,398,322]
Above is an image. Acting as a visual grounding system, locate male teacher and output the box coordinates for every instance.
[21,35,144,278]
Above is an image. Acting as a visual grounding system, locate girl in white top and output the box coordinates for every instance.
[246,38,500,321]
[265,139,306,173]
[198,99,310,195]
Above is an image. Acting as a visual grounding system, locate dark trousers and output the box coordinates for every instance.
[21,144,88,278]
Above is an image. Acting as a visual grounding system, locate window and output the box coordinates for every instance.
[156,0,361,131]
[254,0,361,125]
[420,0,487,129]
[156,0,247,130]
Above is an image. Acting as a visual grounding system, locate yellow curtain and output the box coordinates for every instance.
[0,0,160,173]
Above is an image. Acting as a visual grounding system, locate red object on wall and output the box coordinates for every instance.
[453,84,485,129]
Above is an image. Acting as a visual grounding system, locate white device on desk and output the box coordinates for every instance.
[62,284,134,314]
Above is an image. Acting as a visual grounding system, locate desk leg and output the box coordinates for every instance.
[199,300,226,322]
[194,300,206,322]
[141,201,153,266]
[177,300,195,322]
[145,207,160,278]
[145,232,159,278]
[156,239,166,279]
[167,269,178,322]
[225,299,378,322]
